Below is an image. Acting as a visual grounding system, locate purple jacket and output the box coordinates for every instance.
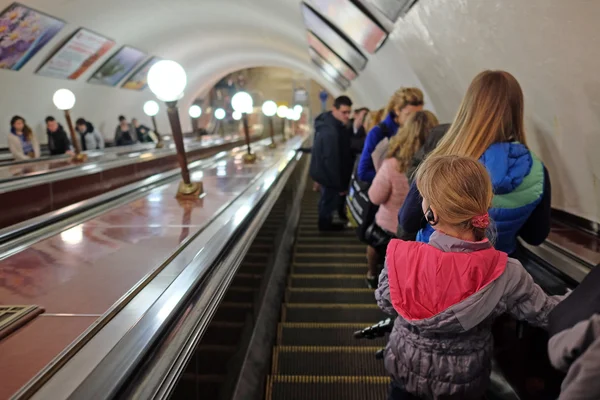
[376,231,561,399]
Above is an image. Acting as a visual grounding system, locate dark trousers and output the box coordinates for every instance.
[318,186,341,226]
[389,381,421,400]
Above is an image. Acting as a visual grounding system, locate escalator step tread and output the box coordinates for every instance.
[292,265,366,275]
[282,304,386,323]
[171,374,225,399]
[286,288,375,304]
[290,275,368,289]
[295,247,364,255]
[195,346,236,374]
[272,346,386,375]
[266,376,389,400]
[278,323,387,346]
[223,287,256,303]
[294,255,365,264]
[232,274,263,288]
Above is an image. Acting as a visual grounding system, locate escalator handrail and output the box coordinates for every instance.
[0,135,243,193]
[48,141,304,400]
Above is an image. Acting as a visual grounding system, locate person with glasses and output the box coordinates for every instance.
[309,95,354,231]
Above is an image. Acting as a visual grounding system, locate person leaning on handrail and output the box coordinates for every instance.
[8,115,40,161]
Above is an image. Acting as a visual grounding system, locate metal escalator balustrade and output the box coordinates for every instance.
[266,190,390,400]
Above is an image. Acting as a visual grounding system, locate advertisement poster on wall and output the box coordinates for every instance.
[121,56,160,90]
[37,28,116,80]
[0,3,65,71]
[88,45,146,87]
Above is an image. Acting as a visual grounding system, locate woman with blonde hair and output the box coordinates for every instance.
[398,70,551,255]
[357,87,424,183]
[364,108,385,135]
[365,110,438,287]
[378,154,560,399]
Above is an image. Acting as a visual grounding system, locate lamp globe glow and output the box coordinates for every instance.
[147,60,187,102]
[293,109,302,121]
[232,111,242,121]
[276,105,288,119]
[189,105,202,118]
[214,108,226,120]
[53,89,76,111]
[293,105,303,114]
[262,100,277,117]
[143,100,159,117]
[285,108,295,120]
[231,91,253,114]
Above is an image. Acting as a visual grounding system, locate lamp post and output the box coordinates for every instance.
[53,89,86,163]
[215,108,226,136]
[143,100,163,148]
[277,105,288,141]
[286,108,296,137]
[231,91,255,163]
[147,60,202,197]
[262,100,277,148]
[189,105,202,135]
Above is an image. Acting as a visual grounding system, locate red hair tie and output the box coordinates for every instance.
[472,213,490,229]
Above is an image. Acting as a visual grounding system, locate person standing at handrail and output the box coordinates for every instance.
[356,88,424,183]
[8,115,40,161]
[398,70,551,255]
[114,115,137,146]
[76,118,105,151]
[45,116,73,156]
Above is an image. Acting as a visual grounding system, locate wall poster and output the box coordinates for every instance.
[0,3,65,71]
[88,45,146,87]
[121,56,160,90]
[36,28,116,80]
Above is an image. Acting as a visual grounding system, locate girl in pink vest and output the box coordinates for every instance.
[376,155,562,399]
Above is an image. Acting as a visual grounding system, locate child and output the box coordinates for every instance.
[376,155,561,399]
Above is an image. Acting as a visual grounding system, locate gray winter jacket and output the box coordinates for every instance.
[548,314,600,400]
[376,232,561,399]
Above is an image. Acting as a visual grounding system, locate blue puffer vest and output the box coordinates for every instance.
[417,142,545,254]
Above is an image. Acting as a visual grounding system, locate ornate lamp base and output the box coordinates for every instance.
[243,153,257,164]
[176,181,203,198]
[268,142,277,149]
[71,153,88,163]
[155,141,165,149]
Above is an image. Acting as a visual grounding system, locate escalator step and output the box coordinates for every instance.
[213,302,253,322]
[292,264,366,275]
[238,263,268,275]
[282,304,386,323]
[223,287,256,303]
[278,323,388,346]
[290,274,367,289]
[266,376,389,400]
[232,273,263,288]
[297,229,357,238]
[286,288,374,304]
[294,254,365,263]
[272,346,386,375]
[295,246,364,255]
[202,322,244,346]
[195,345,236,374]
[245,253,270,263]
[297,237,364,245]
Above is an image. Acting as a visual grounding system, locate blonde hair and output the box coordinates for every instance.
[432,70,526,159]
[384,87,424,117]
[364,108,385,133]
[416,155,494,241]
[387,110,439,172]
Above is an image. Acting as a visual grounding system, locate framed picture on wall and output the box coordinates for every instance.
[309,0,388,53]
[308,31,357,81]
[88,45,146,87]
[36,28,116,80]
[121,56,160,90]
[301,3,367,72]
[367,0,418,22]
[309,47,350,90]
[0,3,65,71]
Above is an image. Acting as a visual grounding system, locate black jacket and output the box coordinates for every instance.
[310,112,353,191]
[47,124,71,155]
[349,118,366,155]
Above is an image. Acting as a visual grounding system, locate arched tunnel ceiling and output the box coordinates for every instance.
[1,0,600,223]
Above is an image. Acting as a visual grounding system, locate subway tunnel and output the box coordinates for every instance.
[0,0,599,399]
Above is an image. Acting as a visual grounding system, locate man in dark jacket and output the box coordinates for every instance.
[45,116,73,156]
[310,95,353,231]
